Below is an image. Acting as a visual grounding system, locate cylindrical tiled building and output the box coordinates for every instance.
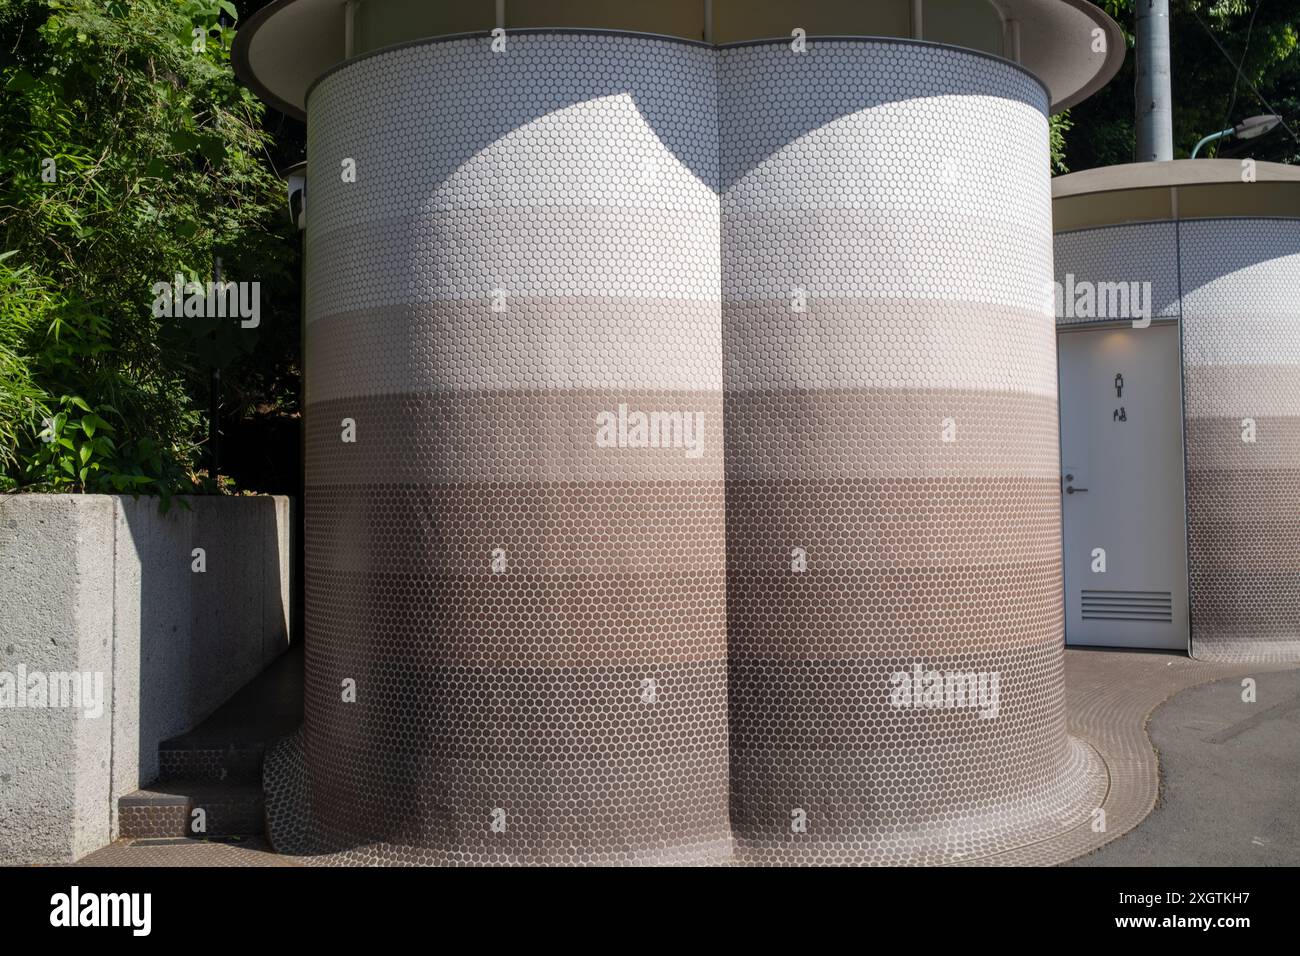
[236,0,1122,864]
[1054,160,1300,664]
[281,33,727,865]
[720,39,1104,865]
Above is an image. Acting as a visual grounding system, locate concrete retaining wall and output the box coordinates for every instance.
[0,494,291,864]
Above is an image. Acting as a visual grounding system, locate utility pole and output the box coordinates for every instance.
[1135,0,1173,161]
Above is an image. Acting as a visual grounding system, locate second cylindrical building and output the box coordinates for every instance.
[721,39,1102,863]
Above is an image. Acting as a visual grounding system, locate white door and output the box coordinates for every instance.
[1057,324,1188,649]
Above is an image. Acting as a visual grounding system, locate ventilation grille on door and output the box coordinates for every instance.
[1081,590,1173,623]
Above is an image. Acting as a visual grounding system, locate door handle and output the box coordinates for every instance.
[1066,485,1088,494]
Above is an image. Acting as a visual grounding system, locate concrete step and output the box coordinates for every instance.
[118,780,265,839]
[154,644,303,785]
[120,645,301,841]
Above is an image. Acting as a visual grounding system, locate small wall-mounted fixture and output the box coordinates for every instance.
[283,160,306,231]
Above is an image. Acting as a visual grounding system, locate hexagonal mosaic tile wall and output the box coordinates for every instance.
[1055,219,1300,663]
[720,40,1100,864]
[265,31,1104,865]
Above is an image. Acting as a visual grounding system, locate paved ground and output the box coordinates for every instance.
[1070,667,1300,866]
[955,648,1294,865]
[72,647,1300,867]
[75,837,296,867]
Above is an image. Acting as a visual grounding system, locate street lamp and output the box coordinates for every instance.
[1191,114,1283,158]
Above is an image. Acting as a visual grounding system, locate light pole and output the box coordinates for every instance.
[1191,114,1283,158]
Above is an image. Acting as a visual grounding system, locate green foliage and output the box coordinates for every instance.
[1065,1,1300,171]
[1050,112,1074,173]
[21,394,187,497]
[0,252,48,476]
[0,0,298,496]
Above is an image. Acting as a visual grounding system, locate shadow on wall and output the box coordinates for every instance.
[312,35,1034,215]
[1055,219,1300,321]
[114,496,291,799]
